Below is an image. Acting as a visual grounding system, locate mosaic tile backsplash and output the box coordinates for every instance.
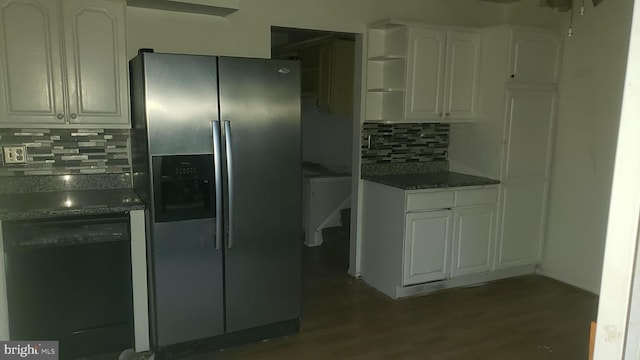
[0,128,130,176]
[361,122,449,165]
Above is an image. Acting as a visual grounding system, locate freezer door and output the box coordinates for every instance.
[218,57,301,333]
[142,53,218,156]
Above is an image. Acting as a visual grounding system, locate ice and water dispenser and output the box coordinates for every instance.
[151,154,215,223]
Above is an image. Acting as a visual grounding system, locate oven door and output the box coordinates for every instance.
[3,214,134,359]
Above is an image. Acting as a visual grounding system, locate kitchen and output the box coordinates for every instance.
[0,0,636,359]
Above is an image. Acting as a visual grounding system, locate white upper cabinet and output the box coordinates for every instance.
[63,0,128,125]
[508,29,563,85]
[366,20,481,123]
[0,0,65,124]
[444,31,481,120]
[405,28,480,121]
[295,38,355,117]
[405,27,446,121]
[0,0,129,128]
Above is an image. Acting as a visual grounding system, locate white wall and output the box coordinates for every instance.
[125,0,511,60]
[510,0,634,293]
[593,0,640,356]
[507,0,568,28]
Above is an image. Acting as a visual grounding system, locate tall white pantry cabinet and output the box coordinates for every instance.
[450,26,563,269]
[0,0,129,128]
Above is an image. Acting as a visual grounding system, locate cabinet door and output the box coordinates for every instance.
[62,0,129,125]
[403,210,452,286]
[316,42,332,112]
[329,39,354,116]
[497,89,556,268]
[452,206,495,276]
[498,181,549,267]
[508,30,562,85]
[443,31,481,120]
[0,0,65,125]
[298,46,320,98]
[405,27,446,121]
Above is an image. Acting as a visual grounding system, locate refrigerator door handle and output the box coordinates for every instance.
[213,120,223,250]
[224,120,234,249]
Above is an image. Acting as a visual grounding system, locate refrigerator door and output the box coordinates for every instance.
[143,53,218,156]
[152,219,224,346]
[218,57,301,333]
[140,53,225,346]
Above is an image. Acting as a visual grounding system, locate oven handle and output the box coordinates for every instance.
[224,120,234,249]
[212,120,223,251]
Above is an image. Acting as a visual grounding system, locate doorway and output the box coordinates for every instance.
[271,27,357,277]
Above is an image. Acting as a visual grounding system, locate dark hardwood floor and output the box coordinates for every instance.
[191,247,598,360]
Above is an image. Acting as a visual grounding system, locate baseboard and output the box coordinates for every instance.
[535,269,600,295]
[156,319,300,359]
[393,264,537,299]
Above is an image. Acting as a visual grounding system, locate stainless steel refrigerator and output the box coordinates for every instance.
[129,51,301,353]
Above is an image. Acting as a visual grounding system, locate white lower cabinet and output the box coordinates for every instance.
[362,181,500,299]
[403,210,453,285]
[452,206,496,276]
[497,180,548,267]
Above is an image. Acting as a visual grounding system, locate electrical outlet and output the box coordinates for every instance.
[3,145,27,164]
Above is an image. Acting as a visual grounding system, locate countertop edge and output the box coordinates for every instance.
[0,204,146,221]
[361,172,501,191]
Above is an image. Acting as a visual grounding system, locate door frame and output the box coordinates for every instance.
[349,33,365,276]
[594,0,640,357]
[270,26,365,277]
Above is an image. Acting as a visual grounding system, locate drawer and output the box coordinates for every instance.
[406,191,454,212]
[454,187,498,207]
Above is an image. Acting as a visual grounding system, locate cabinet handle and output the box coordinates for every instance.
[56,113,64,120]
[224,120,235,249]
[70,113,77,120]
[445,113,450,117]
[212,120,223,251]
[510,74,515,78]
[438,113,443,117]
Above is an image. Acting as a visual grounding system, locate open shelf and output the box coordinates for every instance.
[367,26,407,59]
[366,91,404,121]
[367,58,405,91]
[368,88,404,93]
[368,55,405,61]
[365,21,410,123]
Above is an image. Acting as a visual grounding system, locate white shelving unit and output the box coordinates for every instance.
[366,23,407,122]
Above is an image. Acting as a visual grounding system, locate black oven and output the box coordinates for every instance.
[152,155,215,223]
[3,214,134,359]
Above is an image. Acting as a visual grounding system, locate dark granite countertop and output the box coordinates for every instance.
[302,162,351,178]
[0,188,144,221]
[362,171,500,190]
[0,174,145,221]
